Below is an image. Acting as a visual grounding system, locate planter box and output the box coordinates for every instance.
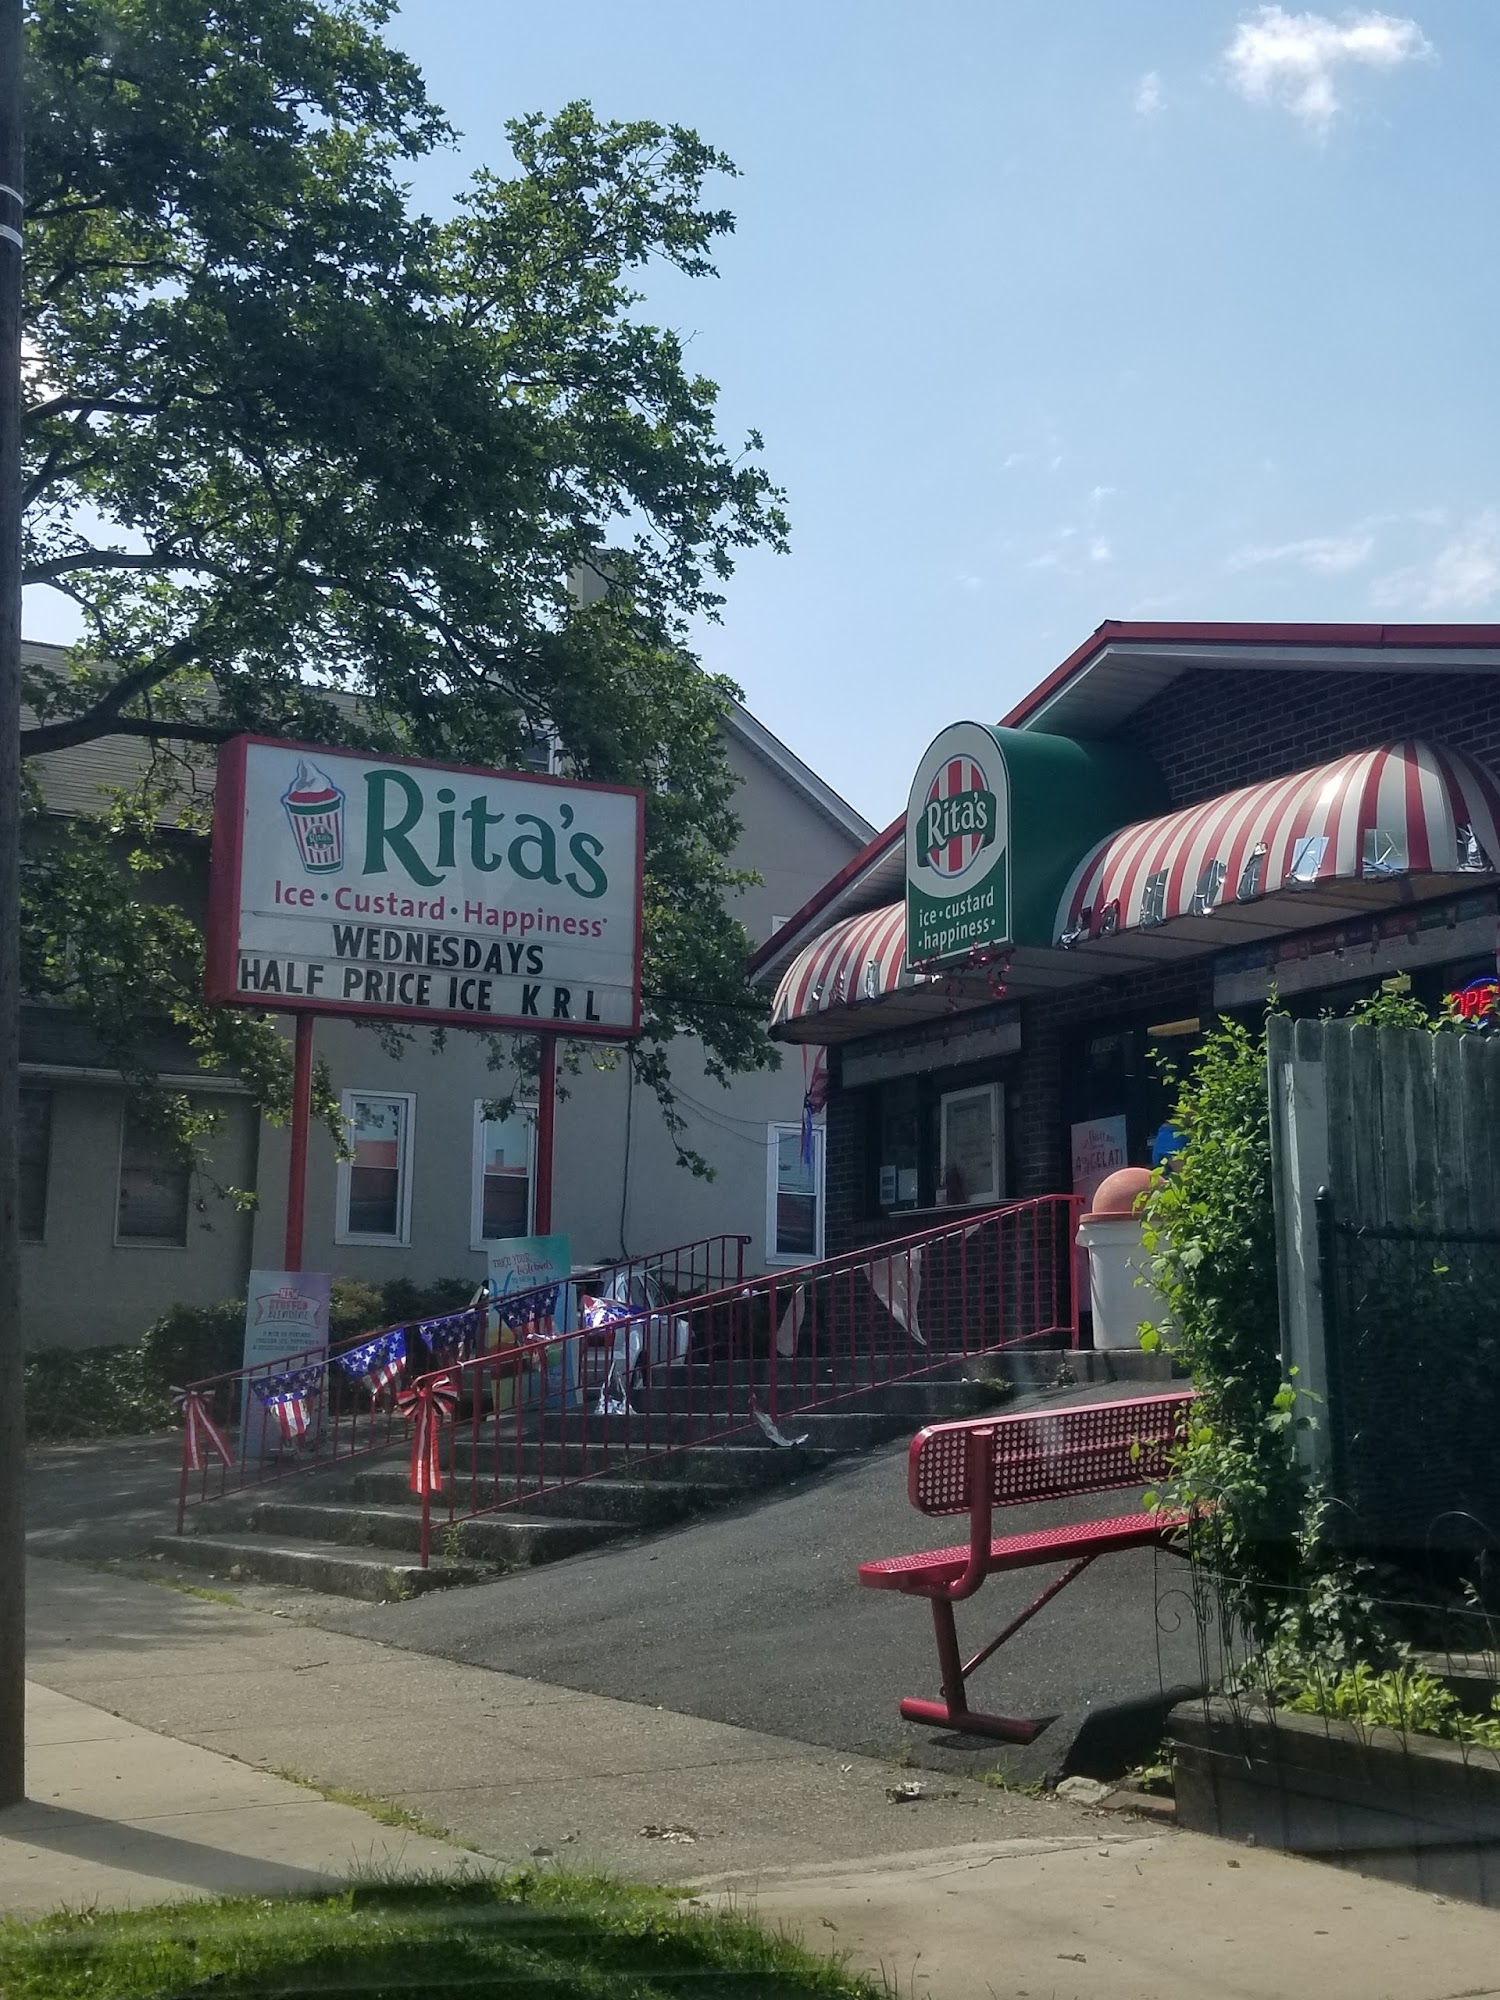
[1168,1696,1500,1908]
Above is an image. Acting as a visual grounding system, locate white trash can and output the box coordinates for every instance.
[1076,1166,1177,1351]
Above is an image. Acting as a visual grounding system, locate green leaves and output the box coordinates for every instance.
[20,5,790,1155]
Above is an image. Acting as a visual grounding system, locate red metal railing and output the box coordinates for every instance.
[173,1233,750,1529]
[413,1194,1081,1563]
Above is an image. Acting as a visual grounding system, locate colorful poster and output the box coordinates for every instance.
[488,1234,576,1409]
[241,1269,331,1459]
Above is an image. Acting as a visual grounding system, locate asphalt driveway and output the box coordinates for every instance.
[297,1429,1205,1782]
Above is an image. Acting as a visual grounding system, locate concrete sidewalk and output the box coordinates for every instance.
[706,1837,1500,2000]
[0,1682,485,1918]
[21,1555,1500,1997]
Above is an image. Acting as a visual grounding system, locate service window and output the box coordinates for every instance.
[337,1092,414,1245]
[768,1123,824,1263]
[938,1083,1002,1207]
[20,1088,53,1243]
[116,1105,191,1246]
[472,1105,533,1246]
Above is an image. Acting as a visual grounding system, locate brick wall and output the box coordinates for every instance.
[1114,666,1500,810]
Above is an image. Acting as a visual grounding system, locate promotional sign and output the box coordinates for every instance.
[905,721,1011,969]
[206,737,644,1038]
[240,1268,331,1459]
[1071,1116,1129,1211]
[488,1234,576,1409]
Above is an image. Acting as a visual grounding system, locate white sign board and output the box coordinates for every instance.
[905,720,1011,969]
[240,1268,330,1459]
[207,737,643,1038]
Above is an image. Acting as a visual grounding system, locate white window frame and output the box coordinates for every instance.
[766,1122,825,1266]
[335,1090,415,1247]
[470,1101,537,1250]
[938,1082,1003,1208]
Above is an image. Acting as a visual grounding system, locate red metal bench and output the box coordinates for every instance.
[859,1389,1196,1742]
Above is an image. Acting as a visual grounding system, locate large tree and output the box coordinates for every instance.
[19,0,788,1162]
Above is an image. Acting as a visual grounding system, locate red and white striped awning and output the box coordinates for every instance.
[1055,740,1500,946]
[771,902,909,1031]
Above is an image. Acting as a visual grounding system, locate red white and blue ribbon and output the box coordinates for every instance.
[255,1366,324,1444]
[336,1327,406,1399]
[396,1375,460,1495]
[172,1387,233,1472]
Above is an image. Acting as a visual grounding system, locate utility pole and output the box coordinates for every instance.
[0,0,26,1809]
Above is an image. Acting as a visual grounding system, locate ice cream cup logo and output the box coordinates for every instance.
[281,759,346,873]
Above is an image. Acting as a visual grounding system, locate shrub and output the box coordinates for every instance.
[25,1345,173,1441]
[139,1298,247,1392]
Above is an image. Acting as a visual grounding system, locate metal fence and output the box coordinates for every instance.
[409,1193,1081,1564]
[173,1233,749,1527]
[1316,1192,1500,1555]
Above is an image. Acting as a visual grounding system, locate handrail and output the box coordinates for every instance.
[173,1232,755,1527]
[407,1194,1082,1564]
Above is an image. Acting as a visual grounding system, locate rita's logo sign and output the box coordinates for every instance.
[281,760,346,874]
[916,754,997,879]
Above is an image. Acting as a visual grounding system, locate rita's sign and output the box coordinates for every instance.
[905,722,1011,967]
[206,737,644,1036]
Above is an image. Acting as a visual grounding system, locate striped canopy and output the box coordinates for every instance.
[771,902,911,1029]
[1055,740,1500,946]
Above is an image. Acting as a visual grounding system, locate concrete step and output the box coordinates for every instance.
[195,1497,620,1566]
[448,1437,840,1488]
[152,1531,479,1600]
[339,1466,746,1527]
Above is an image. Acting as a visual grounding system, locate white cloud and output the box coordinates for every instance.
[1373,511,1500,612]
[1134,70,1166,116]
[1088,538,1114,564]
[1224,7,1432,134]
[953,572,984,592]
[1227,531,1375,574]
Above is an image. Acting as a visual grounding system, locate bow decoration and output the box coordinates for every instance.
[396,1375,460,1494]
[172,1387,233,1473]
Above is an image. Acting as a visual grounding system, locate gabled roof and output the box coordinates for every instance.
[23,636,873,848]
[748,619,1500,986]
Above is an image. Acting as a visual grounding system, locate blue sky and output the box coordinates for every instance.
[28,4,1496,825]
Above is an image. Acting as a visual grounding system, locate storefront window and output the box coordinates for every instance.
[877,1078,921,1210]
[939,1084,1001,1206]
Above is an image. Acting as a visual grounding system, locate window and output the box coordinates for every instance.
[768,1124,823,1263]
[472,1105,534,1247]
[116,1105,191,1246]
[20,1088,52,1243]
[938,1083,1002,1207]
[337,1092,414,1245]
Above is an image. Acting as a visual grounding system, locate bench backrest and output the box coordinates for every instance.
[907,1390,1196,1518]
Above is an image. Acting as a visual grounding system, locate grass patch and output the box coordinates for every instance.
[979,1768,1045,1797]
[271,1771,472,1849]
[0,1873,878,1998]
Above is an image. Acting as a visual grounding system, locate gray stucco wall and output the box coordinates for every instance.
[20,1082,259,1350]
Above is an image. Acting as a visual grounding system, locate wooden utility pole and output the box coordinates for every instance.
[0,0,25,1809]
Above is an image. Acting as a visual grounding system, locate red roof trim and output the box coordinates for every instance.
[748,620,1500,976]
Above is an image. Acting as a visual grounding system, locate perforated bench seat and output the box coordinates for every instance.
[857,1389,1196,1743]
[858,1506,1189,1595]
